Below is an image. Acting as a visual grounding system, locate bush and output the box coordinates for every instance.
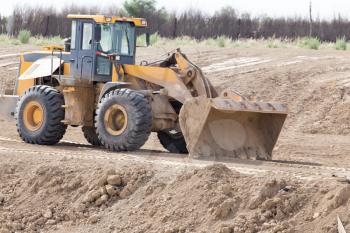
[335,37,347,50]
[18,30,31,44]
[0,34,10,43]
[10,40,20,45]
[267,39,279,48]
[298,37,321,50]
[136,34,146,46]
[30,36,63,46]
[216,36,230,47]
[266,38,290,49]
[136,33,160,47]
[174,36,197,46]
[203,38,216,46]
[149,32,159,46]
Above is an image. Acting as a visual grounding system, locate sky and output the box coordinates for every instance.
[1,0,350,19]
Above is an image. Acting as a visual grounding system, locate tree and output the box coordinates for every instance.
[309,0,313,36]
[123,0,156,17]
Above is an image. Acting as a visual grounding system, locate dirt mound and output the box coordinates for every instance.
[0,162,153,233]
[101,164,350,233]
[1,160,350,233]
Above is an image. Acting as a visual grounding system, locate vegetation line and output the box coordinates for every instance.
[4,0,350,43]
[4,31,349,51]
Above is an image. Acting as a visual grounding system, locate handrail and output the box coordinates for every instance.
[50,48,63,84]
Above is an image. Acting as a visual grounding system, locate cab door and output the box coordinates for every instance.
[69,20,79,78]
[78,21,94,80]
[70,20,94,80]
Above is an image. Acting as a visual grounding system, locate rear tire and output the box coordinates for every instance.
[82,126,101,146]
[95,88,152,151]
[158,130,188,154]
[16,85,66,145]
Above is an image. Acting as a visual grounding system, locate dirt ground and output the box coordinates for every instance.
[1,44,350,232]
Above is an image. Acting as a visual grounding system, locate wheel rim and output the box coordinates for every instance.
[104,104,128,136]
[23,101,44,131]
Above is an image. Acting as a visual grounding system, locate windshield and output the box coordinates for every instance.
[97,22,135,56]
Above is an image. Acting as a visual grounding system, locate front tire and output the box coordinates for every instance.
[16,85,66,145]
[95,89,152,151]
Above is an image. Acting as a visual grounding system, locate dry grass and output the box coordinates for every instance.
[0,34,63,46]
[1,32,348,51]
[150,35,349,51]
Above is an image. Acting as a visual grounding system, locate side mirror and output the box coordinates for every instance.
[95,25,101,42]
[146,33,150,47]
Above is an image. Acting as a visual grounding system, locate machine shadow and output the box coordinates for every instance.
[57,141,187,159]
[56,142,321,167]
[58,141,98,149]
[194,157,322,167]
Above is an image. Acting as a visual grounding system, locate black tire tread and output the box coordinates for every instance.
[82,126,101,146]
[157,131,188,154]
[15,85,66,145]
[95,88,152,152]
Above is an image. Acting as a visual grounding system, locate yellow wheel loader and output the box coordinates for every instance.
[0,15,288,160]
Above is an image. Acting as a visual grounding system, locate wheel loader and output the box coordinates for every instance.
[0,15,288,160]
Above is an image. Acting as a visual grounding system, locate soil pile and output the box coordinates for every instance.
[103,164,350,233]
[1,162,349,233]
[0,162,153,233]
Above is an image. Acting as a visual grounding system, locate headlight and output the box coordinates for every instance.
[141,19,147,26]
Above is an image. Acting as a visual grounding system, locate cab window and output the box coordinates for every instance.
[96,24,112,75]
[81,23,93,50]
[114,23,135,56]
[98,24,112,53]
[71,21,77,50]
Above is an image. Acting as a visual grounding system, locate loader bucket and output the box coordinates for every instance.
[179,96,287,160]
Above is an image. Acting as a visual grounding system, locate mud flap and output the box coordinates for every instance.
[0,95,19,121]
[179,96,287,160]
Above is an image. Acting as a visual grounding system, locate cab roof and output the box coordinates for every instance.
[67,14,147,27]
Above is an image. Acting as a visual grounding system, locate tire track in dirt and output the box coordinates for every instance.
[202,57,273,73]
[0,136,349,181]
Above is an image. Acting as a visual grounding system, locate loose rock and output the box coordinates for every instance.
[86,190,102,202]
[43,209,53,219]
[107,175,122,186]
[95,194,109,206]
[88,215,100,224]
[119,187,131,199]
[106,185,119,196]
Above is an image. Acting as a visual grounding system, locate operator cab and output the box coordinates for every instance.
[66,15,147,82]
